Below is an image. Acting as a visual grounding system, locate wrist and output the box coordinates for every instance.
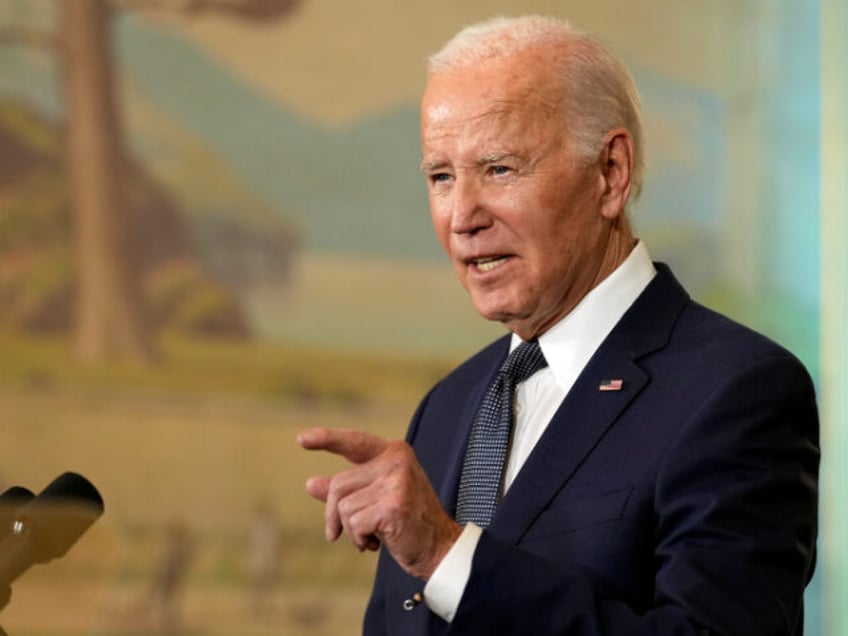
[412,520,463,580]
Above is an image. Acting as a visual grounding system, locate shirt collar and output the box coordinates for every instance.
[511,241,657,390]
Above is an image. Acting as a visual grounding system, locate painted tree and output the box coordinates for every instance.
[1,0,301,363]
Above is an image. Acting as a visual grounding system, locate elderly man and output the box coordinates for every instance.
[299,15,819,635]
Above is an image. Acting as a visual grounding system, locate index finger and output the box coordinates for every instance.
[297,427,388,464]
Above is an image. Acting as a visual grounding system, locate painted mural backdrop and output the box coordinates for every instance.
[0,1,823,634]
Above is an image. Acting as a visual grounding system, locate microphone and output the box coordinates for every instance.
[0,487,35,542]
[0,486,35,614]
[0,472,104,605]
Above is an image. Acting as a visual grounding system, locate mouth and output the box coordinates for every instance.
[470,255,511,273]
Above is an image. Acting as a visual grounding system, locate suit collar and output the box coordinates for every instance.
[488,263,689,539]
[533,240,657,392]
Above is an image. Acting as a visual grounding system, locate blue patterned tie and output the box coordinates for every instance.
[455,339,548,527]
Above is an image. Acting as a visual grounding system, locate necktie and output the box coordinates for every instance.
[455,339,548,527]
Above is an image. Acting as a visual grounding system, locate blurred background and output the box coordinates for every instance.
[0,0,844,634]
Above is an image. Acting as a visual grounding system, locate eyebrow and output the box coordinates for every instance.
[419,159,446,174]
[479,152,515,165]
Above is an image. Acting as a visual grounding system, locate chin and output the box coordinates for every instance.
[468,289,528,324]
[472,301,518,326]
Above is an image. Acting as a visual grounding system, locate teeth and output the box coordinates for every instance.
[475,257,508,272]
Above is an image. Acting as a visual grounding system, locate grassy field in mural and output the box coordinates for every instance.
[0,333,458,635]
[244,252,504,358]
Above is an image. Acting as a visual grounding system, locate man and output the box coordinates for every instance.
[299,15,819,635]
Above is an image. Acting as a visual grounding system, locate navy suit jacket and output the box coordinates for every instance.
[364,265,819,635]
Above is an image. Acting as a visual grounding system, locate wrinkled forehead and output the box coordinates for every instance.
[423,46,567,122]
[421,61,564,142]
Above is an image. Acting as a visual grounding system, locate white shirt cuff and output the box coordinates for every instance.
[423,523,483,623]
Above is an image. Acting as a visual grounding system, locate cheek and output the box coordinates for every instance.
[430,201,447,238]
[519,220,582,289]
[429,202,451,251]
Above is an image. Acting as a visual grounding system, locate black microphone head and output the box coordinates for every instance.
[35,472,104,512]
[0,487,35,513]
[0,487,35,502]
[0,487,36,541]
[14,472,104,563]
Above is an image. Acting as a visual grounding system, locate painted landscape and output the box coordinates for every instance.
[0,1,822,633]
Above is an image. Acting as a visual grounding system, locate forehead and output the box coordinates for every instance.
[420,53,564,151]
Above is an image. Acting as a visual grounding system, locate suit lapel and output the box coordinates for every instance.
[491,350,647,539]
[488,264,689,541]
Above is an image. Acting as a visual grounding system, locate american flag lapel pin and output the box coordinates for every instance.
[599,378,624,392]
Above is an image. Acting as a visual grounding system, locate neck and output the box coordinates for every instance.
[508,219,637,341]
[590,214,637,290]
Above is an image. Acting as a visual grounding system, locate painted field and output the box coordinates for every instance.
[244,251,504,358]
[0,336,457,635]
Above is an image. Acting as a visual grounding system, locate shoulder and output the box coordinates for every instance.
[418,334,510,405]
[405,335,509,444]
[673,299,809,375]
[441,334,510,385]
[644,263,810,376]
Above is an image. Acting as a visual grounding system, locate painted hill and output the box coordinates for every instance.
[117,15,441,260]
[0,101,266,337]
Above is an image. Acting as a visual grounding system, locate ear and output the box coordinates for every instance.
[598,129,634,219]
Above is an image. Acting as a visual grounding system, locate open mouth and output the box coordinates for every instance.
[473,256,510,272]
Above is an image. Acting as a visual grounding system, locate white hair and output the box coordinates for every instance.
[428,15,646,198]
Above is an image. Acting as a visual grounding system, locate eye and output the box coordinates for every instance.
[429,172,453,185]
[489,165,512,176]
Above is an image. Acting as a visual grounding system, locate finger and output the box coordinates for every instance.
[336,483,385,551]
[305,476,330,502]
[321,462,382,543]
[297,428,388,464]
[324,479,343,542]
[304,475,342,541]
[364,534,381,552]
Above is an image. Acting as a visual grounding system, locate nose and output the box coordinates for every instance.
[450,176,492,236]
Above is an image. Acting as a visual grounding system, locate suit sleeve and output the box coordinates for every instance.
[449,353,819,636]
[362,388,438,636]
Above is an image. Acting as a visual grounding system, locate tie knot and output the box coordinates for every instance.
[498,339,547,385]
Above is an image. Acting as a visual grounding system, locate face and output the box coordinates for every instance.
[421,50,625,340]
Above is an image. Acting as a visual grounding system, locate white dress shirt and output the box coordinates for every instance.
[424,241,657,622]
